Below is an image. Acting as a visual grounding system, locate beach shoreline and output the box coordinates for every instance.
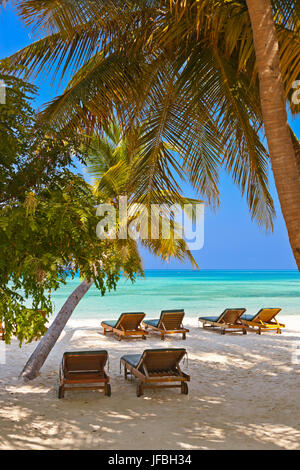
[0,315,299,450]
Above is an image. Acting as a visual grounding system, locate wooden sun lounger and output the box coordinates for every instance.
[198,308,247,335]
[143,309,189,340]
[101,312,148,341]
[121,348,190,397]
[58,350,111,398]
[241,308,285,334]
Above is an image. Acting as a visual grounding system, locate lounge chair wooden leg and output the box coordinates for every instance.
[142,335,147,340]
[58,385,64,399]
[124,366,128,380]
[161,334,165,341]
[136,383,144,397]
[243,329,247,335]
[105,383,111,397]
[182,333,186,340]
[277,328,281,334]
[221,329,225,335]
[103,328,106,336]
[118,335,122,341]
[181,382,188,395]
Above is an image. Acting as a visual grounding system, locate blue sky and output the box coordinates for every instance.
[1,6,299,270]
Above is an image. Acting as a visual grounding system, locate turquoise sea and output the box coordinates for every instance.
[51,270,300,319]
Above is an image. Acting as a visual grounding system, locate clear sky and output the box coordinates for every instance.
[1,5,299,270]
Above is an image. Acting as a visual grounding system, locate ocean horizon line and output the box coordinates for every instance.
[50,269,300,319]
[141,268,299,272]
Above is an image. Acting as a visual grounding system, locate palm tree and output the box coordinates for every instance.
[1,1,276,225]
[20,123,198,380]
[245,0,300,268]
[2,1,300,265]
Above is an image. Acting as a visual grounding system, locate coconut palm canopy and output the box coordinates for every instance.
[1,1,300,230]
[84,123,199,266]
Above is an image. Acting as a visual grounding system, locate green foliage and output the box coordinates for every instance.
[0,67,88,205]
[0,84,193,345]
[0,72,143,344]
[0,171,143,344]
[0,69,36,188]
[0,293,48,344]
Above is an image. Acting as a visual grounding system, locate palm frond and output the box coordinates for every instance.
[5,0,295,232]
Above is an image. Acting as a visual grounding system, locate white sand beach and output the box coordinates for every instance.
[0,316,299,450]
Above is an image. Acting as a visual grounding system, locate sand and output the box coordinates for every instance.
[0,316,299,450]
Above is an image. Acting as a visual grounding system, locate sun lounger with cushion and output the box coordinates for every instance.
[120,348,190,396]
[58,350,111,398]
[143,309,189,340]
[241,308,285,334]
[198,308,247,334]
[101,312,148,341]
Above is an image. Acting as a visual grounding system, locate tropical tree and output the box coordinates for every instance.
[0,1,276,223]
[2,1,300,269]
[1,173,131,342]
[0,70,104,352]
[84,122,200,262]
[0,66,197,379]
[15,123,197,381]
[0,69,108,358]
[245,0,300,268]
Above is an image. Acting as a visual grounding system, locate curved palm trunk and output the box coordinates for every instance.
[246,0,300,270]
[20,278,94,381]
[290,129,300,176]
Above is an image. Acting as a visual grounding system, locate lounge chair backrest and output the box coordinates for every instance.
[252,308,282,323]
[63,351,108,373]
[116,312,145,330]
[218,308,246,324]
[159,310,185,329]
[138,349,186,372]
